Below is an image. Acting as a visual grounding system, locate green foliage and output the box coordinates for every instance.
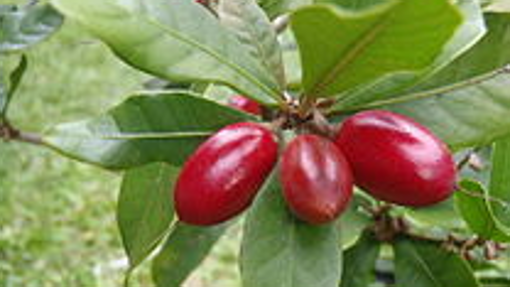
[240,174,341,287]
[44,92,254,170]
[118,163,178,269]
[0,3,63,53]
[488,136,510,231]
[0,54,26,120]
[394,237,480,287]
[455,180,510,241]
[340,232,380,287]
[219,0,286,88]
[291,0,462,98]
[151,222,228,287]
[50,0,282,104]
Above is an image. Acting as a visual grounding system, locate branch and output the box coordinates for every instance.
[0,122,44,145]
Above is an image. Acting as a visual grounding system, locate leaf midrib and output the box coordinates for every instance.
[308,7,395,97]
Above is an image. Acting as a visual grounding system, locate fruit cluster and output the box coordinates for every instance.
[174,96,457,226]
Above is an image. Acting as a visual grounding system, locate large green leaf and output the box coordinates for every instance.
[330,0,486,110]
[44,92,255,170]
[394,237,480,287]
[340,231,380,287]
[117,163,178,270]
[379,14,510,150]
[405,199,464,230]
[338,192,372,248]
[455,180,510,242]
[0,4,63,53]
[219,0,286,88]
[240,174,341,287]
[291,0,462,98]
[488,136,510,231]
[151,222,227,287]
[50,0,281,104]
[0,54,26,120]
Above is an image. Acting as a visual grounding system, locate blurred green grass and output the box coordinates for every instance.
[0,22,240,287]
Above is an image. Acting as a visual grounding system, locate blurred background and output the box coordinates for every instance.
[0,22,241,287]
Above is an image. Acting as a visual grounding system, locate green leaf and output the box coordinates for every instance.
[394,237,480,287]
[488,136,510,231]
[117,163,178,270]
[340,231,380,287]
[240,174,341,287]
[338,193,372,248]
[0,53,26,120]
[257,0,311,19]
[0,4,63,53]
[330,0,486,110]
[291,0,462,98]
[50,0,282,105]
[44,92,254,170]
[219,0,286,88]
[381,14,510,150]
[404,199,464,230]
[455,180,510,242]
[151,222,227,287]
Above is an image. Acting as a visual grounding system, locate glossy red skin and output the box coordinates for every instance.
[335,110,456,207]
[281,135,353,224]
[228,95,262,116]
[175,122,277,226]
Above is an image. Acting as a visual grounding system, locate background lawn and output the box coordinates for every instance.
[0,22,240,287]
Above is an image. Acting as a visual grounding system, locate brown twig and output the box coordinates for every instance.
[0,122,43,145]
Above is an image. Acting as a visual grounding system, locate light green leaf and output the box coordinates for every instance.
[291,0,462,98]
[219,0,286,88]
[0,54,26,120]
[44,92,254,170]
[405,199,464,230]
[340,231,380,287]
[380,14,510,150]
[257,0,311,19]
[394,237,480,287]
[455,180,510,241]
[151,222,227,287]
[50,0,282,104]
[240,174,341,287]
[338,193,372,248]
[0,4,63,53]
[118,163,178,270]
[488,136,510,231]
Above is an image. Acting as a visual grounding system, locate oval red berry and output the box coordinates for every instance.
[281,135,353,224]
[335,110,456,207]
[228,95,262,116]
[175,122,277,226]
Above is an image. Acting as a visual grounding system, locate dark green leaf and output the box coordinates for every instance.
[0,4,63,53]
[118,163,178,269]
[151,222,227,287]
[0,53,26,120]
[455,180,510,241]
[219,0,286,88]
[488,135,510,231]
[340,231,380,287]
[44,92,255,170]
[330,0,486,110]
[291,0,462,98]
[50,0,282,104]
[394,237,480,287]
[240,174,341,287]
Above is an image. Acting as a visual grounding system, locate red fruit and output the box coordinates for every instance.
[228,95,262,116]
[175,122,277,226]
[281,135,353,224]
[335,110,456,207]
